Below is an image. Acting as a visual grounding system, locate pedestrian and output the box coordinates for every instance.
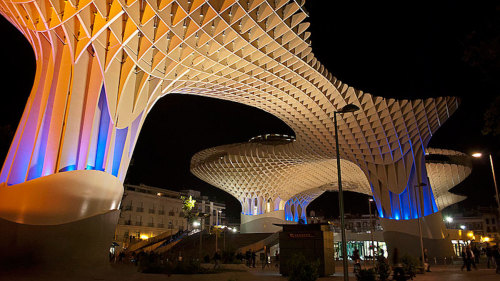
[251,250,256,268]
[118,251,125,263]
[236,252,244,262]
[275,250,280,268]
[424,248,431,272]
[465,245,477,271]
[245,249,251,267]
[486,243,495,269]
[494,244,500,274]
[213,249,221,270]
[262,251,270,269]
[352,248,361,273]
[473,245,480,264]
[461,246,467,271]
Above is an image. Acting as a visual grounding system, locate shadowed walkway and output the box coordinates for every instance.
[2,264,499,281]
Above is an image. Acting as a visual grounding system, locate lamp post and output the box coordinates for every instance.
[472,152,500,218]
[414,182,426,270]
[197,213,210,259]
[334,103,360,281]
[368,198,375,266]
[193,220,202,259]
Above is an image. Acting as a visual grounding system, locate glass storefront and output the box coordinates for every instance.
[334,241,387,260]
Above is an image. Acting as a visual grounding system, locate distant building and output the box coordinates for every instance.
[115,184,225,247]
[443,206,499,240]
[181,189,226,230]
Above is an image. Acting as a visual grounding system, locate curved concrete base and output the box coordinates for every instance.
[241,210,293,233]
[0,170,123,225]
[0,210,120,273]
[381,211,454,258]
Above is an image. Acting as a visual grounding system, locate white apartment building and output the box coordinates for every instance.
[115,184,225,246]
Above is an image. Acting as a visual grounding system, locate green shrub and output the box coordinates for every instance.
[375,258,391,281]
[286,253,319,281]
[356,268,376,281]
[400,255,417,278]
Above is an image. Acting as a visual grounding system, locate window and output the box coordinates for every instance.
[486,218,490,224]
[136,203,144,212]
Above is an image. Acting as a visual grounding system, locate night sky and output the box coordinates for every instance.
[0,1,498,223]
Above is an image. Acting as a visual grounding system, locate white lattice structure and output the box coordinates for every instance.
[192,137,471,225]
[0,0,459,227]
[426,148,472,210]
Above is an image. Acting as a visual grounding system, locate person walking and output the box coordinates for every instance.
[245,249,251,267]
[262,251,270,269]
[494,244,500,274]
[251,250,256,268]
[473,245,480,265]
[461,246,467,271]
[465,245,477,271]
[275,250,280,268]
[352,248,361,274]
[486,243,495,269]
[424,248,431,272]
[213,249,221,270]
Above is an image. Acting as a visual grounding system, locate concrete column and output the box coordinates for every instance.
[210,202,214,226]
[380,211,454,258]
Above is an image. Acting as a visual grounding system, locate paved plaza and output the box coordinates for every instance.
[2,264,499,281]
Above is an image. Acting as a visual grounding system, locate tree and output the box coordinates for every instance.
[180,195,198,230]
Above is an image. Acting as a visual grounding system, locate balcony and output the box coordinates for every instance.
[124,220,131,225]
[136,207,144,212]
[135,222,142,226]
[158,210,165,215]
[157,223,165,228]
[149,209,155,214]
[168,211,175,216]
[147,222,154,227]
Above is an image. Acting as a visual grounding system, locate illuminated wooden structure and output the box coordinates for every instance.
[0,0,464,264]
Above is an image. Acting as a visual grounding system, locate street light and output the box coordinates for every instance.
[197,213,211,259]
[472,152,500,218]
[445,217,453,223]
[334,103,360,281]
[414,182,427,271]
[368,198,375,266]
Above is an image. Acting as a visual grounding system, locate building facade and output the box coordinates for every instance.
[115,184,225,247]
[444,206,499,241]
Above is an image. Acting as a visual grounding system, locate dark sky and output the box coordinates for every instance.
[0,1,498,222]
